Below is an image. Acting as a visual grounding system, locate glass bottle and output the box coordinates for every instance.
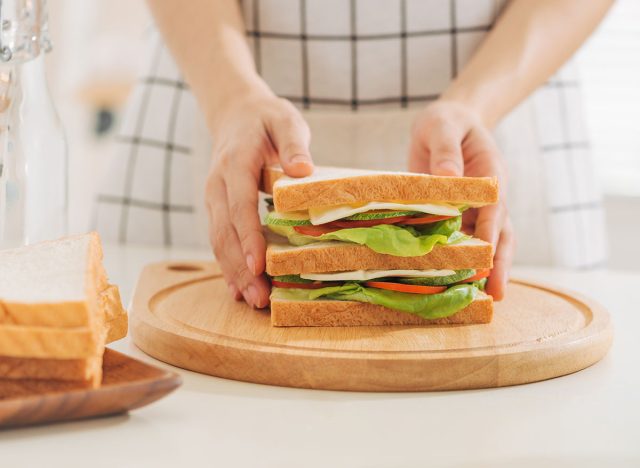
[0,0,67,248]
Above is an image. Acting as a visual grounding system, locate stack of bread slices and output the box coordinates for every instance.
[0,233,126,388]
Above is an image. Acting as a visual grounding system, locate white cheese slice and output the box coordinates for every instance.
[308,201,461,225]
[300,269,456,282]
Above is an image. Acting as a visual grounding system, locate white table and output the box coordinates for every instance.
[2,244,639,468]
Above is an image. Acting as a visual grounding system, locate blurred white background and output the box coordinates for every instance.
[44,0,639,270]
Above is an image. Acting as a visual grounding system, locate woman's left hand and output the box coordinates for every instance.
[409,100,514,300]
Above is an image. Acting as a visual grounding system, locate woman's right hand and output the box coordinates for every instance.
[205,92,314,308]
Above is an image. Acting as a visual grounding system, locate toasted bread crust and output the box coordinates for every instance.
[262,165,499,212]
[0,355,101,384]
[271,294,493,326]
[266,240,493,276]
[102,285,128,342]
[0,326,98,359]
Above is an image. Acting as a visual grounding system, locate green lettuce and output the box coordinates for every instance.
[272,283,479,320]
[267,216,468,257]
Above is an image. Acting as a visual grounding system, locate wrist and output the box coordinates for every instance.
[439,83,497,128]
[205,75,275,133]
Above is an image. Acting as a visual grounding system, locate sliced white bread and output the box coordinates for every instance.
[266,237,493,276]
[0,233,107,327]
[0,288,126,360]
[0,355,102,385]
[0,233,111,386]
[261,165,499,212]
[271,292,493,327]
[101,284,128,343]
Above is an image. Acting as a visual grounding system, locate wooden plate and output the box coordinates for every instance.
[0,349,181,428]
[131,262,613,392]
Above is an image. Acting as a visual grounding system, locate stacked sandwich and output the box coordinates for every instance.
[262,166,498,326]
[0,233,127,387]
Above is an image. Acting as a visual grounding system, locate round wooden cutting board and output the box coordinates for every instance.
[131,262,613,391]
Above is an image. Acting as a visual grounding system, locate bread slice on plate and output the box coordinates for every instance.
[0,233,118,387]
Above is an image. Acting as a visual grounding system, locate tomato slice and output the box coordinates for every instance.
[293,225,343,236]
[363,281,447,294]
[400,215,454,225]
[455,268,491,284]
[271,280,329,289]
[328,216,411,228]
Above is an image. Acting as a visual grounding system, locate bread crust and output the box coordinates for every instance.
[266,239,493,276]
[262,165,499,212]
[271,294,493,327]
[0,355,101,385]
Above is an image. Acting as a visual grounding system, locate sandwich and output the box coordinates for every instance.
[0,233,126,387]
[261,166,498,327]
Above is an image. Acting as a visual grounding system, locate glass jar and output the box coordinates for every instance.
[0,0,67,248]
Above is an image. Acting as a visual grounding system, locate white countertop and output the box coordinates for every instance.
[2,244,639,468]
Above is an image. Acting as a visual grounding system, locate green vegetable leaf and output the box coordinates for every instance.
[267,218,469,257]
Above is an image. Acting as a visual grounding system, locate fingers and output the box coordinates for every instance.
[486,217,515,301]
[424,124,464,176]
[225,161,267,276]
[207,175,270,308]
[408,137,430,174]
[474,203,506,252]
[269,105,314,177]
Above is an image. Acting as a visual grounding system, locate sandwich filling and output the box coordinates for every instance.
[265,199,468,257]
[270,269,489,319]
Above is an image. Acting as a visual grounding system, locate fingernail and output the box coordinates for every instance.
[290,154,310,164]
[246,254,256,275]
[436,160,461,175]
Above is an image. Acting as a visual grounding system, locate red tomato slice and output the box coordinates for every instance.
[399,215,454,225]
[271,280,329,289]
[363,281,447,294]
[455,269,491,284]
[328,216,411,228]
[293,225,343,236]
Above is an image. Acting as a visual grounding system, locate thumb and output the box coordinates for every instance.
[271,114,314,178]
[426,127,464,176]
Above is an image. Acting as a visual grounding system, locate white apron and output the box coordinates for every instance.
[94,0,607,269]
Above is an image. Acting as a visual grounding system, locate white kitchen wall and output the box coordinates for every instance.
[45,0,151,233]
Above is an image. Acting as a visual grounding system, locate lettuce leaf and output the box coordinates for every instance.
[272,283,479,319]
[267,216,469,257]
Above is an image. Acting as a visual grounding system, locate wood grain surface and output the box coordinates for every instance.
[0,349,181,428]
[131,262,613,392]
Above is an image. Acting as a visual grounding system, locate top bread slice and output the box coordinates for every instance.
[0,233,107,328]
[261,165,499,213]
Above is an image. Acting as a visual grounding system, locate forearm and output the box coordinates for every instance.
[146,0,272,133]
[442,0,613,127]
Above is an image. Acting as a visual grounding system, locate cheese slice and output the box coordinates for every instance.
[308,201,461,225]
[300,269,456,282]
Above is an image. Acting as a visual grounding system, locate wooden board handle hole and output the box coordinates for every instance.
[167,264,204,272]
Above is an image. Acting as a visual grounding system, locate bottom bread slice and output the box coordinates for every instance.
[0,354,102,387]
[271,293,493,327]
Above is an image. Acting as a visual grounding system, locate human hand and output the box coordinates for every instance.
[205,93,314,307]
[409,100,514,300]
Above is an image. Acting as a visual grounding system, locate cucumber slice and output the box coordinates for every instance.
[396,269,476,286]
[272,274,314,284]
[343,210,421,221]
[264,211,311,226]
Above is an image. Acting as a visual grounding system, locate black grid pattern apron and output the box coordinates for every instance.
[93,0,607,269]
